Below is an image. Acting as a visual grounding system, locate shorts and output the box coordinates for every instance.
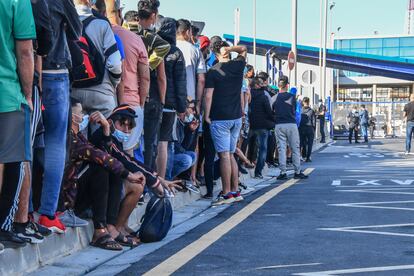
[210,118,242,153]
[0,105,32,163]
[123,106,144,151]
[159,111,177,142]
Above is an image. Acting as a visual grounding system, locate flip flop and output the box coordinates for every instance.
[90,234,122,251]
[115,233,139,248]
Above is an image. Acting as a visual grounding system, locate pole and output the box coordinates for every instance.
[319,0,324,98]
[253,0,257,69]
[322,0,328,100]
[291,0,298,87]
[234,8,240,45]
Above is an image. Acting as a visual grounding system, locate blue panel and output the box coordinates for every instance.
[400,47,414,56]
[352,48,367,54]
[400,37,414,47]
[350,39,367,49]
[383,38,399,47]
[367,48,383,55]
[383,47,399,56]
[367,38,383,48]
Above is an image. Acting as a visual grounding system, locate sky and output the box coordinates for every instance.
[123,0,408,70]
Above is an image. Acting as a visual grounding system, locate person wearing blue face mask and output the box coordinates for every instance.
[88,104,182,245]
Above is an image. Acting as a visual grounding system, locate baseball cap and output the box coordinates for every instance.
[109,104,137,120]
[279,75,289,84]
[198,36,210,51]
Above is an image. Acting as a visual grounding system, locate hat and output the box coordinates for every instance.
[109,104,137,120]
[279,75,289,84]
[198,36,210,51]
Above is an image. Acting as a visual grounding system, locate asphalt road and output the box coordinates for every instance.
[119,139,414,276]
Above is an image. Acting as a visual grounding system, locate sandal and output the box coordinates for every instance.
[115,233,139,248]
[90,234,122,251]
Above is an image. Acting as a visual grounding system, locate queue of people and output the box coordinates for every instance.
[0,0,314,253]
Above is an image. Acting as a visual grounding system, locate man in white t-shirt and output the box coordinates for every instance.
[176,19,206,114]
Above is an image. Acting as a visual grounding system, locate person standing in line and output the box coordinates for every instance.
[318,99,327,143]
[273,76,308,181]
[299,97,316,162]
[359,105,369,143]
[404,94,414,155]
[38,0,82,234]
[248,77,275,179]
[0,0,36,249]
[347,106,360,144]
[204,41,247,205]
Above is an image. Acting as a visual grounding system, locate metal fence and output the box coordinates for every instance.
[330,101,408,138]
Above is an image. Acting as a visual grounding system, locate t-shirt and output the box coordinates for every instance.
[404,102,414,122]
[272,92,296,125]
[113,25,148,107]
[176,40,206,100]
[205,56,246,121]
[0,0,36,113]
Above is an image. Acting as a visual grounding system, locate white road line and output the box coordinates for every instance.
[330,200,414,212]
[255,262,322,270]
[318,223,414,238]
[293,264,414,275]
[331,180,341,186]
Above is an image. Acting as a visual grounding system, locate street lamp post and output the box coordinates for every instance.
[319,0,324,98]
[253,0,257,69]
[291,0,298,87]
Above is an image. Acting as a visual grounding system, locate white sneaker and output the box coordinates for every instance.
[405,151,410,156]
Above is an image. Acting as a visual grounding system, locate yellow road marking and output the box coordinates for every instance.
[143,168,315,276]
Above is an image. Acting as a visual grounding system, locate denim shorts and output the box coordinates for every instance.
[210,118,242,153]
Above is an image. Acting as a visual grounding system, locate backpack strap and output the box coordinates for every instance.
[81,16,96,35]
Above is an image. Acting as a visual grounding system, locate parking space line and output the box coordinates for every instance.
[293,264,414,275]
[142,168,315,276]
[255,262,322,270]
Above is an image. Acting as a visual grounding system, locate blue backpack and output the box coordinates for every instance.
[139,196,173,243]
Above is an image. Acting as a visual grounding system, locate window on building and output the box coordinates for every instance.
[367,38,382,48]
[350,39,367,49]
[383,38,399,47]
[400,37,414,47]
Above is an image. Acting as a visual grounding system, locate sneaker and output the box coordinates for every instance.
[38,215,66,234]
[35,222,52,237]
[0,230,27,249]
[254,174,264,179]
[58,209,89,227]
[202,193,213,200]
[211,192,235,206]
[232,191,244,202]
[405,151,410,156]
[277,173,288,180]
[0,242,4,255]
[185,181,200,194]
[305,158,312,163]
[239,185,255,195]
[238,165,248,175]
[14,221,44,244]
[294,172,309,179]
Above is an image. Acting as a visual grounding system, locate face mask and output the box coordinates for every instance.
[73,114,89,132]
[112,129,130,143]
[79,115,90,132]
[184,114,194,123]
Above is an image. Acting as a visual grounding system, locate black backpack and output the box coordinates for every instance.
[72,16,106,88]
[139,196,173,243]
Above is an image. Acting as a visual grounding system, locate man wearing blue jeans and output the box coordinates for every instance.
[248,77,275,179]
[38,0,81,234]
[404,94,414,155]
[205,41,247,206]
[359,105,369,143]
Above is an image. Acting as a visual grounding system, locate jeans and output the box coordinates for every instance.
[166,144,196,180]
[203,123,216,196]
[361,124,368,142]
[143,101,163,170]
[210,118,243,153]
[300,126,315,159]
[38,73,69,217]
[319,118,326,142]
[406,121,414,152]
[349,126,359,143]
[275,123,301,174]
[251,129,269,176]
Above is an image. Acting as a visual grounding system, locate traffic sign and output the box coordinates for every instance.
[288,51,296,71]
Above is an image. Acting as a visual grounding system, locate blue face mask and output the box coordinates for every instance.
[79,115,90,132]
[184,114,195,123]
[112,129,130,143]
